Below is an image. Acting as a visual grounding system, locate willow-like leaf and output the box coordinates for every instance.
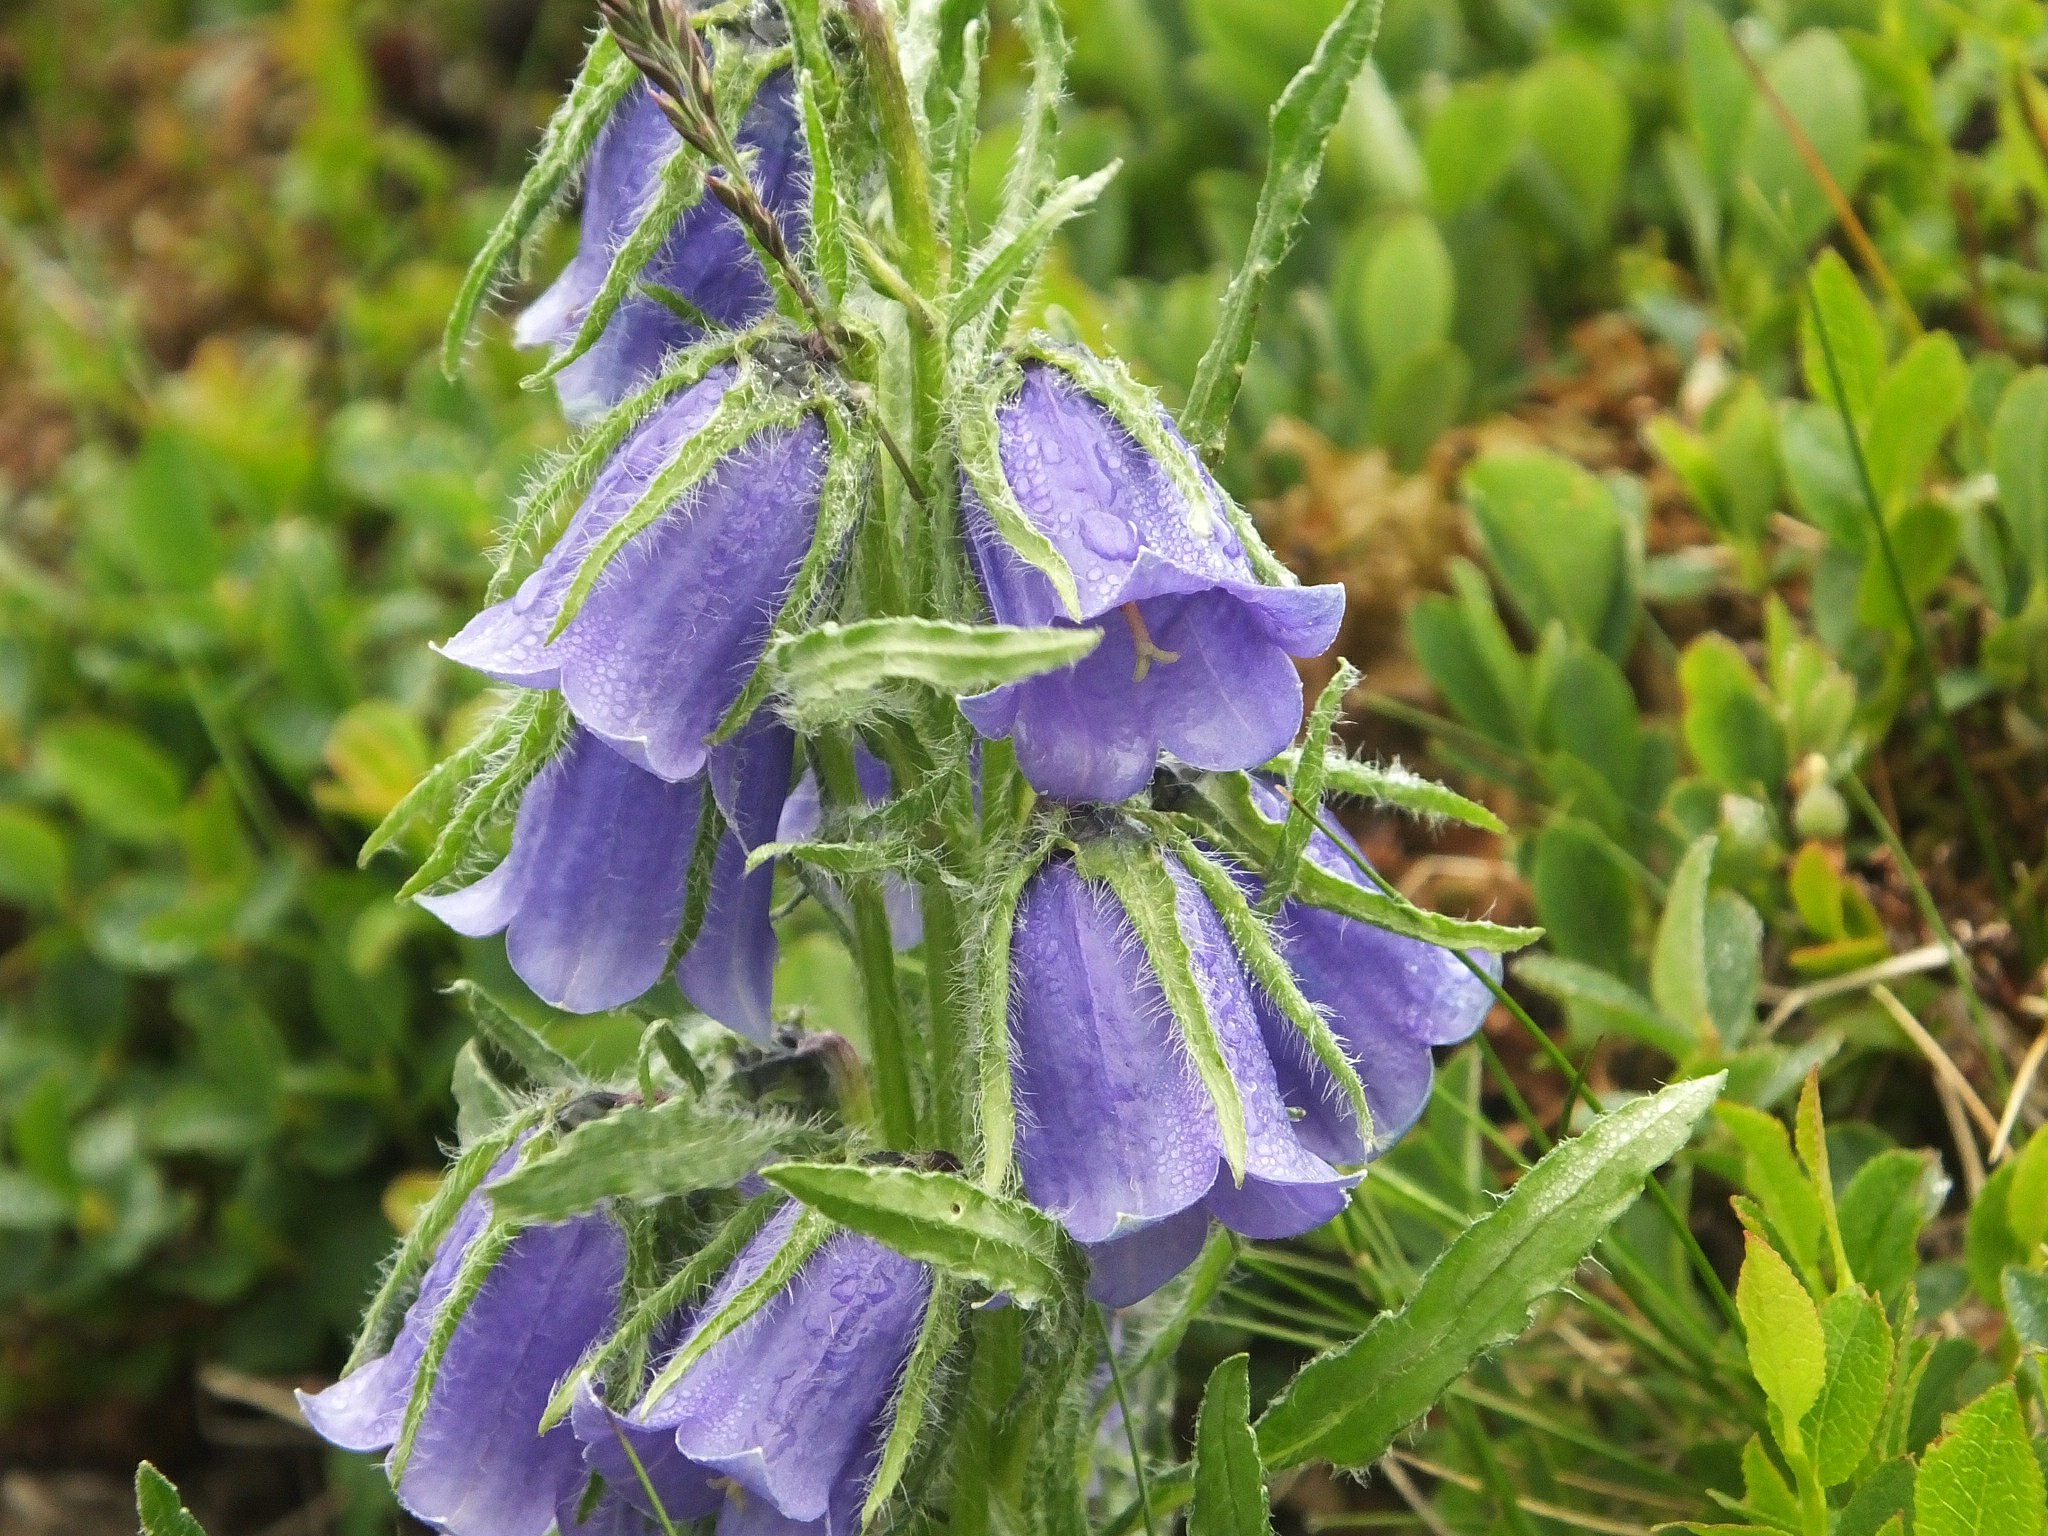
[1179,0,1383,459]
[976,837,1055,1193]
[442,33,636,377]
[391,1209,526,1478]
[862,1277,963,1529]
[953,163,1120,341]
[448,979,584,1087]
[769,617,1100,729]
[1258,660,1356,915]
[397,692,571,901]
[635,1208,835,1412]
[490,1100,804,1223]
[1082,837,1248,1182]
[1261,749,1505,834]
[359,688,539,868]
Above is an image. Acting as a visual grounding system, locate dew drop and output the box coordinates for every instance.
[1078,510,1137,561]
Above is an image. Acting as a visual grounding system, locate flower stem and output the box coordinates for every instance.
[816,733,920,1149]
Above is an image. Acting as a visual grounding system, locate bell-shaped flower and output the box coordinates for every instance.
[1242,778,1499,1163]
[1006,855,1355,1307]
[517,77,808,422]
[959,362,1345,802]
[572,1204,932,1536]
[441,361,831,785]
[299,1141,625,1536]
[420,718,792,1036]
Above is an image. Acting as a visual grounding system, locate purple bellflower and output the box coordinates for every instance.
[570,1204,932,1536]
[441,362,831,786]
[1243,778,1498,1163]
[517,77,808,422]
[960,363,1345,802]
[419,717,792,1036]
[299,1141,626,1536]
[1006,856,1355,1308]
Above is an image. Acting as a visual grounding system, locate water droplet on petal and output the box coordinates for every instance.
[1078,509,1138,561]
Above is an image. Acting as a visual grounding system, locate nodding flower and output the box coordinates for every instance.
[517,76,808,423]
[298,1138,626,1536]
[959,361,1344,804]
[418,717,791,1035]
[440,361,833,787]
[570,1203,933,1536]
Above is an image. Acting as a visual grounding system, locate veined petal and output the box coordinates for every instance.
[678,718,796,1040]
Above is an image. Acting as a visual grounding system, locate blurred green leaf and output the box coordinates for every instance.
[1464,451,1635,663]
[1740,31,1867,249]
[0,804,69,909]
[36,718,187,845]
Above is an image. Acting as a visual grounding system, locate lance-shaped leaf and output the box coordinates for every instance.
[396,692,572,901]
[769,617,1101,728]
[359,688,545,869]
[977,837,1056,1194]
[137,1465,211,1536]
[344,1112,541,1372]
[1191,1355,1273,1536]
[1180,0,1383,460]
[528,149,709,387]
[1258,660,1355,915]
[636,1208,835,1411]
[1261,750,1506,834]
[953,162,1120,341]
[1081,837,1250,1182]
[391,1208,525,1479]
[1170,835,1372,1148]
[489,331,756,602]
[442,32,636,376]
[1255,1074,1723,1470]
[447,979,584,1087]
[765,1161,1069,1307]
[489,1099,803,1223]
[862,1276,964,1528]
[990,0,1067,248]
[542,1192,781,1431]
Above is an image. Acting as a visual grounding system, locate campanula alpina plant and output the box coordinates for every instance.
[264,1,1733,1533]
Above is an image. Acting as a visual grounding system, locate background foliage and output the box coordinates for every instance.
[7,0,2048,1530]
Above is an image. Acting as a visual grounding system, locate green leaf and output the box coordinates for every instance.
[769,618,1101,729]
[490,1101,800,1223]
[1423,78,1520,218]
[1258,661,1355,915]
[1736,1232,1826,1433]
[1372,340,1473,471]
[1180,0,1383,458]
[448,980,583,1088]
[1263,750,1505,834]
[1837,1149,1937,1299]
[1255,1074,1723,1469]
[1836,1459,1915,1536]
[1191,1354,1272,1536]
[0,804,68,909]
[1652,836,1720,1044]
[395,691,571,899]
[2007,1124,2048,1252]
[861,1278,963,1527]
[442,31,635,375]
[1739,1433,1802,1528]
[1803,1287,1894,1486]
[1966,1160,2026,1309]
[1463,451,1634,663]
[764,1162,1067,1307]
[1992,367,2048,589]
[36,718,186,845]
[1717,1100,1827,1287]
[1356,213,1453,372]
[1680,635,1788,795]
[1518,53,1630,247]
[954,162,1121,337]
[1914,1383,2043,1536]
[2001,1266,2048,1353]
[1800,251,1886,427]
[1528,820,1637,976]
[1866,332,1967,510]
[1514,954,1690,1058]
[136,1464,211,1536]
[1740,30,1867,250]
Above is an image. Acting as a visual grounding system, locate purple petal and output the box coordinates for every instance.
[419,729,701,1015]
[959,362,1342,800]
[519,77,807,423]
[1082,1205,1211,1308]
[298,1144,523,1452]
[677,720,796,1040]
[1008,861,1223,1242]
[393,1212,627,1536]
[570,1381,723,1529]
[656,1230,929,1526]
